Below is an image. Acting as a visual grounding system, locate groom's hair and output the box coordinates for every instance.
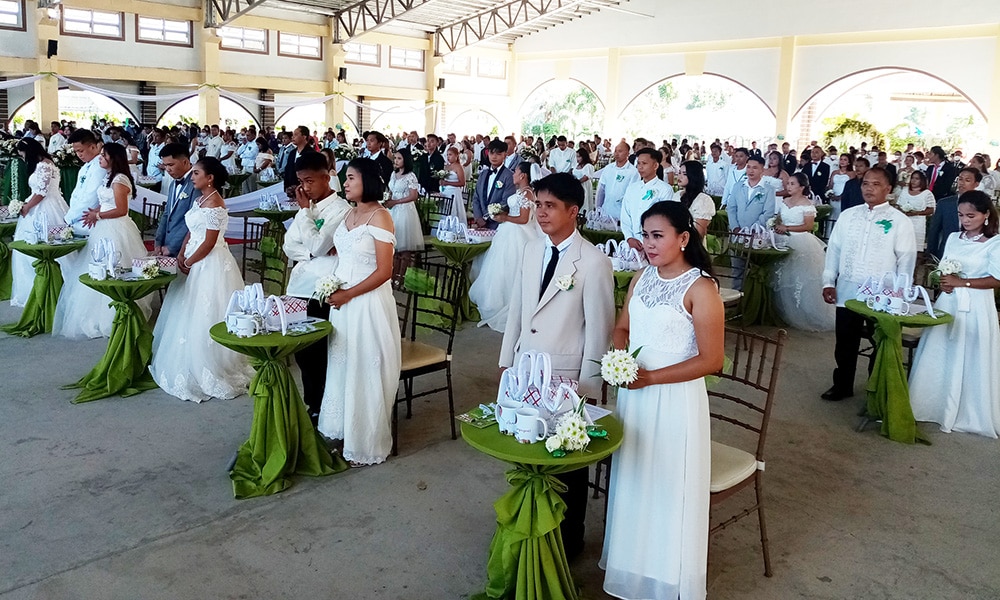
[746,155,765,166]
[296,151,329,173]
[159,143,191,159]
[66,128,97,146]
[533,173,583,208]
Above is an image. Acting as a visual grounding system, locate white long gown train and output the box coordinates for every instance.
[12,161,68,307]
[771,202,836,331]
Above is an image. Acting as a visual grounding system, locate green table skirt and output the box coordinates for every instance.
[1,158,29,205]
[1,239,86,337]
[463,417,623,600]
[613,270,637,312]
[740,247,792,327]
[0,220,17,301]
[429,239,491,323]
[845,300,953,444]
[210,322,347,498]
[63,274,175,403]
[59,166,80,203]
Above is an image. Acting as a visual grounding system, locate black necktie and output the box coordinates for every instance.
[540,247,560,300]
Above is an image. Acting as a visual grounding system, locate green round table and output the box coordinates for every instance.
[740,246,792,327]
[0,219,17,301]
[209,321,347,499]
[253,208,297,295]
[1,239,86,337]
[579,228,623,246]
[429,239,491,322]
[845,300,953,444]
[226,172,251,198]
[709,209,728,235]
[63,273,176,403]
[462,415,623,600]
[613,270,638,312]
[59,165,80,202]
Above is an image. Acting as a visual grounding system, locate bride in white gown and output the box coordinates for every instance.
[151,157,252,402]
[317,159,401,466]
[11,139,69,307]
[601,201,724,600]
[772,173,836,331]
[910,192,1000,438]
[468,161,542,332]
[52,144,151,339]
[439,146,467,222]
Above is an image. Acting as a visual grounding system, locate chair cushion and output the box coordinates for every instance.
[901,327,923,345]
[719,287,743,306]
[401,340,447,371]
[710,441,757,493]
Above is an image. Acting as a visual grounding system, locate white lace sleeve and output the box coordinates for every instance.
[205,207,228,231]
[111,173,133,194]
[405,172,420,190]
[689,193,717,221]
[801,204,817,218]
[30,161,55,196]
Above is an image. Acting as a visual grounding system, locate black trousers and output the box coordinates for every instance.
[555,467,589,558]
[832,306,873,394]
[294,299,330,417]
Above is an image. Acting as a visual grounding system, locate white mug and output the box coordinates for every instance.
[886,297,910,315]
[496,400,521,435]
[225,312,243,334]
[515,407,548,444]
[867,294,889,311]
[235,314,260,338]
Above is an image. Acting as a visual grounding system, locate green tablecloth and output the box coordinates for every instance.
[579,228,623,246]
[0,220,17,301]
[462,416,623,600]
[429,239,491,322]
[59,166,80,202]
[613,270,637,312]
[209,322,346,499]
[845,300,953,444]
[253,208,297,295]
[226,173,251,197]
[740,246,792,327]
[1,158,29,205]
[709,209,728,234]
[63,274,175,403]
[1,239,86,337]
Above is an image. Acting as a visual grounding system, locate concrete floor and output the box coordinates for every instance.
[1,299,999,600]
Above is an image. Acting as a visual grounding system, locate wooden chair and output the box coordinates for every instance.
[141,199,163,239]
[390,251,419,334]
[391,260,463,456]
[709,327,787,577]
[707,231,753,321]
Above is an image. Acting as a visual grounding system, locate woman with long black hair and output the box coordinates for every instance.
[10,138,68,307]
[676,160,716,237]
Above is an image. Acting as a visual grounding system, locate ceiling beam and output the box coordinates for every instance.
[205,0,269,28]
[435,0,608,54]
[333,0,438,43]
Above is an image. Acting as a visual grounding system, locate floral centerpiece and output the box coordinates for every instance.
[59,227,74,241]
[333,145,358,162]
[0,138,18,159]
[313,275,345,304]
[52,145,83,169]
[410,147,427,161]
[517,146,538,161]
[139,261,160,279]
[545,407,591,457]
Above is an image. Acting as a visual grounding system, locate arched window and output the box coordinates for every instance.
[518,79,605,139]
[157,97,259,130]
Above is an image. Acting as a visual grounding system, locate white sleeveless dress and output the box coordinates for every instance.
[52,174,151,339]
[12,161,69,306]
[441,170,466,222]
[771,202,836,331]
[150,205,252,402]
[829,172,851,220]
[387,171,425,252]
[468,189,542,332]
[317,214,402,465]
[601,266,710,600]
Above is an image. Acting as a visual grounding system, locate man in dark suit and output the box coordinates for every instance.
[365,130,393,187]
[155,143,201,257]
[748,141,762,159]
[283,125,315,194]
[806,145,831,197]
[927,168,981,260]
[926,145,958,200]
[839,157,868,213]
[781,142,798,175]
[419,133,445,193]
[875,152,898,188]
[471,139,515,230]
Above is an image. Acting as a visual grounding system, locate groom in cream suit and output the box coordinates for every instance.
[500,172,615,559]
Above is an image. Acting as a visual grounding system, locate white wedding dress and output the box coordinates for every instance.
[52,174,151,339]
[468,189,542,332]
[150,205,252,402]
[317,214,401,465]
[441,170,466,222]
[771,202,836,331]
[12,161,69,307]
[387,171,425,252]
[829,172,851,220]
[897,189,935,249]
[909,233,1000,438]
[601,266,710,600]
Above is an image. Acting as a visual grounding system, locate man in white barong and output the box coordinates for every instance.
[64,129,108,237]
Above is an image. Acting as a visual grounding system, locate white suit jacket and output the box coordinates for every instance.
[64,156,108,235]
[499,234,615,398]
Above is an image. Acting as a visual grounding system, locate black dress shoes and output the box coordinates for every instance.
[821,386,853,401]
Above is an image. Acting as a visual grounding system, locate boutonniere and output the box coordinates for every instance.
[179,192,189,200]
[642,189,654,201]
[555,274,575,291]
[495,180,504,189]
[615,174,624,182]
[314,218,325,229]
[752,191,763,203]
[875,219,893,233]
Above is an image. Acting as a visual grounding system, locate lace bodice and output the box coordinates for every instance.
[778,202,816,228]
[628,266,702,366]
[333,218,396,287]
[506,189,534,217]
[28,161,60,198]
[96,173,132,211]
[184,206,229,253]
[388,171,419,200]
[831,172,851,196]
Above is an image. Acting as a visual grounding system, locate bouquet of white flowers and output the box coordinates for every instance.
[139,261,160,279]
[824,189,835,200]
[433,169,449,180]
[410,147,426,160]
[333,145,357,162]
[936,258,963,276]
[518,146,538,161]
[52,145,83,169]
[487,203,507,218]
[313,275,345,303]
[545,411,591,456]
[6,198,24,218]
[59,227,74,241]
[597,347,641,387]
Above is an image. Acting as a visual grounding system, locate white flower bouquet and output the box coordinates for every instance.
[52,145,83,169]
[936,258,963,276]
[6,199,24,218]
[313,275,345,303]
[487,202,507,218]
[433,169,449,180]
[518,146,538,161]
[139,261,160,279]
[0,138,18,159]
[59,227,74,241]
[333,145,358,162]
[598,347,641,387]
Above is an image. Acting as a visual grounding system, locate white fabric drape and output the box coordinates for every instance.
[131,183,285,238]
[0,75,43,90]
[56,76,195,102]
